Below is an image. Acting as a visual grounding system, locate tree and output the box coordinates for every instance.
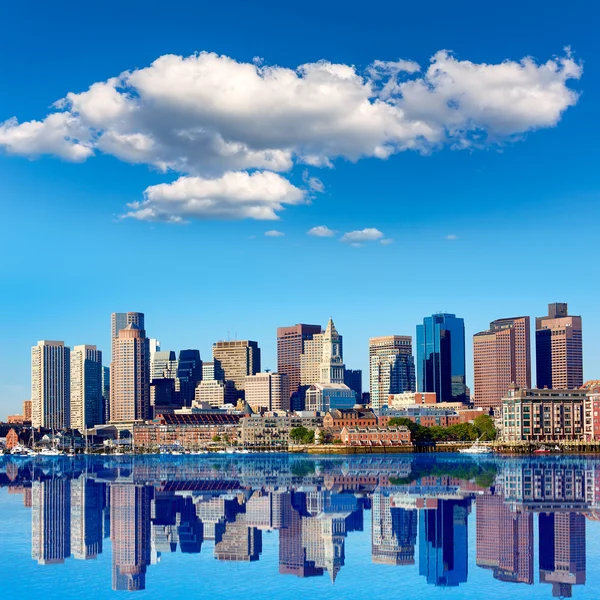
[289,427,315,444]
[473,414,497,441]
[387,417,431,442]
[212,434,222,443]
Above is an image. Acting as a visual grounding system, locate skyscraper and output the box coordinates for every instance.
[70,477,105,560]
[70,345,103,430]
[110,323,150,422]
[111,312,144,359]
[343,369,362,402]
[212,340,261,398]
[176,349,202,407]
[245,372,290,412]
[102,366,110,424]
[277,324,322,403]
[319,319,345,384]
[536,303,583,389]
[473,316,531,413]
[369,336,415,413]
[31,340,70,429]
[416,313,466,403]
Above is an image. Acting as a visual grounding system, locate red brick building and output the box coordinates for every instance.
[584,381,600,441]
[133,413,241,450]
[323,408,377,440]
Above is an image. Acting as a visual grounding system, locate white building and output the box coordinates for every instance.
[305,383,356,413]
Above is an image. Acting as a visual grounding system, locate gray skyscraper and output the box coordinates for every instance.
[31,340,71,429]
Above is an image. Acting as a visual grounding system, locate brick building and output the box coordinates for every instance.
[340,426,411,446]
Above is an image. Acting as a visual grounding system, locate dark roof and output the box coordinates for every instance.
[154,413,241,426]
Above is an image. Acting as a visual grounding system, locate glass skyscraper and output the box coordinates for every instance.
[416,313,466,403]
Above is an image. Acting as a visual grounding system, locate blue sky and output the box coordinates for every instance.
[0,0,598,415]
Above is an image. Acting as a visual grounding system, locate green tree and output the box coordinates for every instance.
[387,417,431,442]
[289,427,315,444]
[212,434,222,443]
[473,414,497,441]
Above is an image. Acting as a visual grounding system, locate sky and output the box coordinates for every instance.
[0,0,599,416]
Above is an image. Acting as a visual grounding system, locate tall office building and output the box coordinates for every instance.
[245,373,290,412]
[416,313,467,403]
[111,312,144,358]
[212,340,261,397]
[148,338,161,376]
[151,350,178,381]
[23,399,32,421]
[277,324,322,403]
[473,317,531,413]
[110,323,150,422]
[31,340,71,429]
[176,349,202,407]
[369,336,415,413]
[536,303,583,389]
[70,345,103,430]
[344,369,362,402]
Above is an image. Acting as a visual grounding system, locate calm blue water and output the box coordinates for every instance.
[1,453,599,599]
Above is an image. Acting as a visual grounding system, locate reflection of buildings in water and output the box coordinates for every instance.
[151,492,203,559]
[372,490,417,565]
[476,490,533,584]
[71,476,105,560]
[539,512,586,598]
[419,498,470,587]
[214,512,262,561]
[193,493,242,541]
[110,484,152,591]
[32,478,71,565]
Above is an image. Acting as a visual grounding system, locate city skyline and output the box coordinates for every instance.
[2,301,595,417]
[1,1,599,418]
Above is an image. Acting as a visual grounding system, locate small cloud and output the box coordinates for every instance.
[380,238,394,245]
[302,170,325,193]
[307,225,335,237]
[340,228,385,244]
[247,235,257,240]
[445,234,459,241]
[265,230,285,237]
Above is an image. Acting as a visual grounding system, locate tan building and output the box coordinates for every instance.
[536,303,583,390]
[110,324,150,423]
[473,316,531,413]
[388,391,437,409]
[369,336,415,414]
[23,400,32,420]
[240,415,323,449]
[212,340,261,396]
[194,379,236,407]
[245,373,290,413]
[277,324,322,403]
[500,385,586,442]
[70,345,103,430]
[31,340,70,429]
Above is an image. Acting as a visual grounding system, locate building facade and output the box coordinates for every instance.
[32,340,71,429]
[194,379,237,407]
[500,386,586,442]
[369,336,416,413]
[277,324,322,403]
[416,313,467,404]
[536,303,583,390]
[240,415,323,449]
[212,340,261,397]
[305,383,356,413]
[473,316,531,413]
[245,373,290,413]
[111,312,144,360]
[340,426,411,446]
[583,382,600,441]
[110,323,150,423]
[176,349,202,407]
[70,345,103,430]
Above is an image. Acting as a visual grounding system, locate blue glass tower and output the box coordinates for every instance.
[416,313,466,403]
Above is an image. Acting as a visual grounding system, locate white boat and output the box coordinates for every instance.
[459,438,492,454]
[38,447,63,456]
[10,444,35,456]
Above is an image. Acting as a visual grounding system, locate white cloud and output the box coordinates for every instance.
[265,229,285,237]
[307,225,336,237]
[0,48,582,222]
[302,169,325,193]
[340,228,385,243]
[446,234,459,240]
[123,171,306,222]
[380,238,394,245]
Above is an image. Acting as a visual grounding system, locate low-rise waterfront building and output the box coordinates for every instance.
[340,426,411,446]
[379,406,462,428]
[240,415,323,449]
[133,413,241,450]
[388,392,437,409]
[584,381,600,441]
[500,385,586,442]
